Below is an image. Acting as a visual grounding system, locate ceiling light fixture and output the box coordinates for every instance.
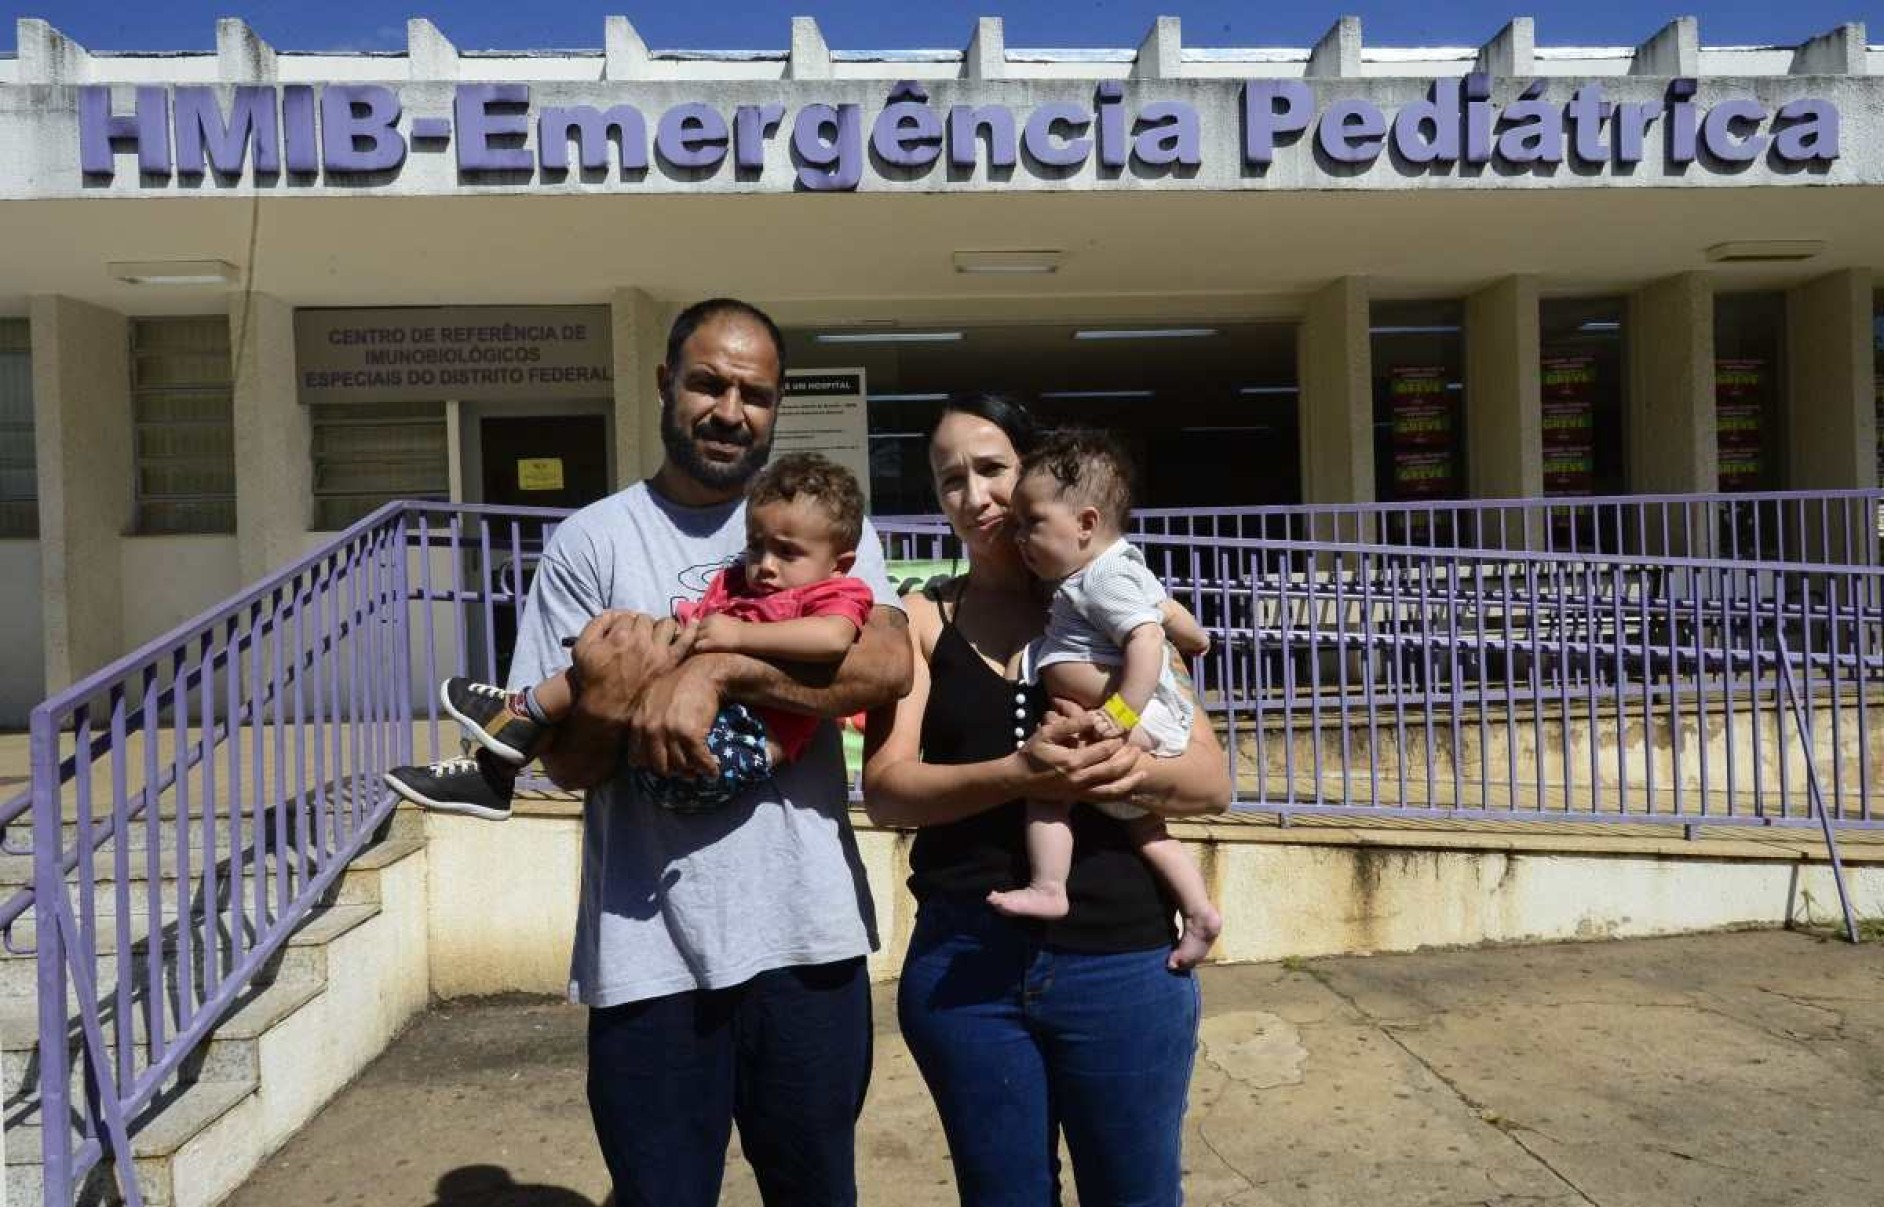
[1705,240,1826,263]
[1072,328,1218,341]
[1368,325,1461,335]
[107,259,239,286]
[1577,321,1622,333]
[1040,389,1156,400]
[814,331,964,344]
[1238,385,1301,396]
[953,249,1064,274]
[869,393,951,403]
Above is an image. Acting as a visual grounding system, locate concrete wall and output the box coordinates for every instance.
[419,806,1884,999]
[119,535,242,651]
[31,295,131,691]
[233,294,312,584]
[0,542,44,724]
[610,288,672,487]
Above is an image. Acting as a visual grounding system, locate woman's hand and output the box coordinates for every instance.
[1017,710,1148,805]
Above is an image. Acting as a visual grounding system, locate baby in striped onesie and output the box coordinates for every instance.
[995,429,1224,970]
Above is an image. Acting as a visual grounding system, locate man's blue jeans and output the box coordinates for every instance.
[897,897,1201,1207]
[587,956,872,1207]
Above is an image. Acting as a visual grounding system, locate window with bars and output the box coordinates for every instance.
[0,320,33,538]
[131,316,236,534]
[311,400,450,530]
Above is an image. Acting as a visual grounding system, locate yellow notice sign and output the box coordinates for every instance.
[517,458,565,491]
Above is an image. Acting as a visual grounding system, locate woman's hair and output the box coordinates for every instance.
[745,452,865,552]
[925,392,1041,459]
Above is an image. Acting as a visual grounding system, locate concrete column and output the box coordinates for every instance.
[1786,268,1875,489]
[1298,277,1374,509]
[1466,275,1543,500]
[1626,273,1715,495]
[31,295,132,691]
[233,294,312,581]
[1786,268,1877,563]
[609,289,673,485]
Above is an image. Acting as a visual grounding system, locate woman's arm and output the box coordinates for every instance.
[862,592,1145,829]
[1122,648,1232,818]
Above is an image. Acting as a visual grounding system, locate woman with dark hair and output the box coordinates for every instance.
[863,393,1231,1205]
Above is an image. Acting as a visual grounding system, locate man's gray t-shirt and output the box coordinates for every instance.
[506,481,901,1007]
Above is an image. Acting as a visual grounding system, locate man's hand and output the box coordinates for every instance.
[569,610,685,727]
[624,658,726,779]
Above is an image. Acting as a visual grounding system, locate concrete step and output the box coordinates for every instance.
[0,794,425,881]
[0,806,420,893]
[2,831,428,1206]
[1,976,323,1122]
[6,1077,255,1207]
[0,901,379,1001]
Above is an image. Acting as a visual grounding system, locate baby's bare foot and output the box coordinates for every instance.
[1167,904,1224,971]
[986,884,1071,920]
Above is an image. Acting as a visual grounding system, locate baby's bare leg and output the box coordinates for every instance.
[987,801,1074,920]
[528,670,575,722]
[1125,814,1223,970]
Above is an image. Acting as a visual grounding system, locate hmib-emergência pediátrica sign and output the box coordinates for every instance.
[73,77,1840,189]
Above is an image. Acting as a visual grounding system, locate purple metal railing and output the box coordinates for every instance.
[11,493,1878,1203]
[883,486,1884,568]
[10,500,578,1206]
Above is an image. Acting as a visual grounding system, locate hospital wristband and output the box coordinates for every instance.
[1101,693,1141,733]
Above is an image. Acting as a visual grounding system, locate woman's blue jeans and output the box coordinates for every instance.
[897,896,1201,1207]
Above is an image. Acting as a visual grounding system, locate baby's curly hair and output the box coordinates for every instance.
[1019,429,1135,532]
[746,453,866,552]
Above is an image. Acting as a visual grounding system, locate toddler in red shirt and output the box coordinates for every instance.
[384,453,874,819]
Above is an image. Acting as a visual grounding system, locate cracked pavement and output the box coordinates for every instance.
[229,930,1884,1206]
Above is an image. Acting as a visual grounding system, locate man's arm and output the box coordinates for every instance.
[624,605,913,779]
[536,610,685,790]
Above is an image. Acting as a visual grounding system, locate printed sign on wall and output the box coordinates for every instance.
[1541,354,1597,498]
[1715,358,1766,492]
[295,305,613,404]
[778,369,871,510]
[1389,366,1457,499]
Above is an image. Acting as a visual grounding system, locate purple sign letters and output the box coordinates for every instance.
[75,78,1841,188]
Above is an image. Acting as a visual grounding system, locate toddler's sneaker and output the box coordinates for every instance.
[439,677,543,763]
[384,756,516,821]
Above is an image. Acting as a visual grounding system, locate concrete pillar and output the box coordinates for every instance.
[609,289,673,485]
[31,295,132,691]
[1466,276,1543,548]
[233,294,312,581]
[1786,268,1875,489]
[1785,268,1877,563]
[1298,277,1374,521]
[1465,276,1542,501]
[1626,273,1715,495]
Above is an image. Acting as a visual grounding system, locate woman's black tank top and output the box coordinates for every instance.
[908,591,1177,952]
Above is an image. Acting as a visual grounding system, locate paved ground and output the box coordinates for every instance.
[227,929,1884,1207]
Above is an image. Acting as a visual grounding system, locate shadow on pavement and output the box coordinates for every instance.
[424,1165,609,1207]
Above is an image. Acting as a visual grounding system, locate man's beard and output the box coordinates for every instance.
[660,399,772,491]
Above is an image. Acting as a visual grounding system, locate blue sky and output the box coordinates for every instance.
[2,1,1876,54]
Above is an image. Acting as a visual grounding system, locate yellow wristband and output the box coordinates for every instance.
[1101,693,1140,732]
